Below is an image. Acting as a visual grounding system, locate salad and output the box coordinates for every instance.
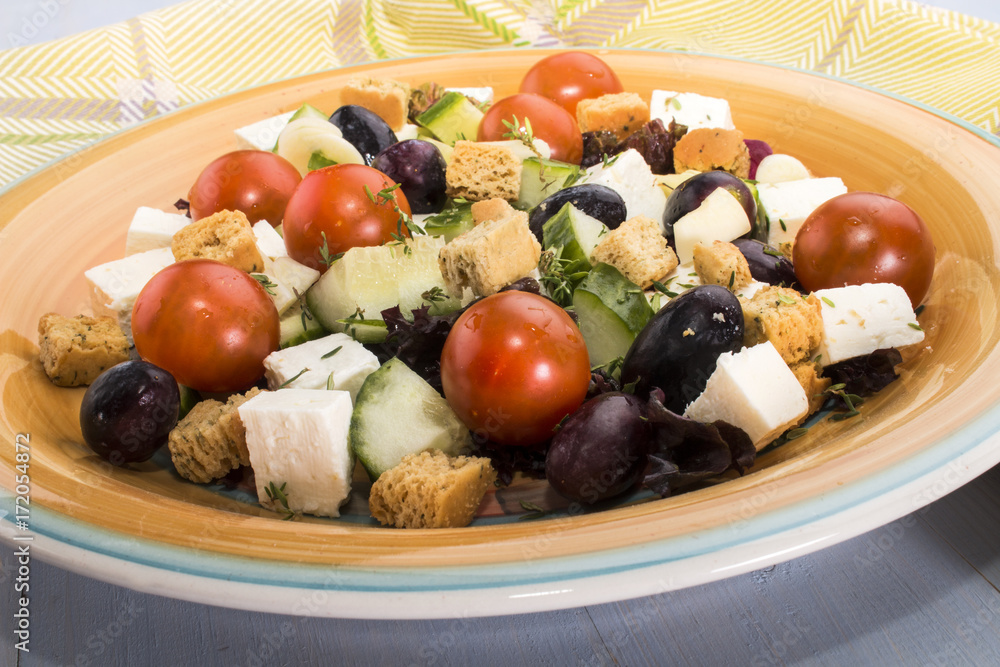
[39,51,935,529]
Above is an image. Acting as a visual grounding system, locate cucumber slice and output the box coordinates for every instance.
[275,117,364,176]
[517,157,579,209]
[306,235,461,333]
[177,384,202,421]
[350,358,471,480]
[416,91,484,146]
[423,202,475,241]
[287,103,329,123]
[573,263,654,368]
[542,202,608,270]
[337,317,388,344]
[279,301,327,348]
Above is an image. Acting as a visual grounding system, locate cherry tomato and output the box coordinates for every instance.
[132,260,280,393]
[440,291,591,447]
[188,150,301,226]
[793,192,935,308]
[282,164,411,272]
[519,51,624,116]
[477,93,584,165]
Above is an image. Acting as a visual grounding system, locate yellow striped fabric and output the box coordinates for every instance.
[0,0,996,186]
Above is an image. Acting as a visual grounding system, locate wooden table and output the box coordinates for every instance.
[2,1,999,665]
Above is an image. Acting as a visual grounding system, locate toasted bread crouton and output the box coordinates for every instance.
[589,215,678,289]
[369,449,496,528]
[438,209,541,297]
[171,209,264,272]
[470,198,515,225]
[341,77,411,131]
[445,141,521,202]
[167,388,260,483]
[576,92,650,140]
[692,240,753,292]
[789,360,831,418]
[37,313,131,387]
[673,127,751,178]
[741,286,823,365]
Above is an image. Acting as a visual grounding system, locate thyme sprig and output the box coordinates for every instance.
[264,481,296,520]
[251,274,278,295]
[825,383,864,421]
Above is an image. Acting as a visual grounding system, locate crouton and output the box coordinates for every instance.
[340,77,411,132]
[37,313,131,387]
[438,209,541,297]
[589,215,678,289]
[790,360,831,418]
[167,387,260,484]
[741,286,823,365]
[445,141,521,202]
[470,198,515,225]
[171,209,264,272]
[576,92,650,140]
[673,127,751,178]
[692,240,753,292]
[369,449,496,528]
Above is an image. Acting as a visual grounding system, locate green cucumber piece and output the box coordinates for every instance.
[416,91,484,146]
[542,202,608,271]
[337,318,388,344]
[573,263,654,369]
[288,103,329,122]
[279,301,327,348]
[177,385,202,421]
[516,158,579,209]
[423,201,475,241]
[350,358,471,480]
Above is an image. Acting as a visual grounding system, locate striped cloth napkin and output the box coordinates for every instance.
[0,0,997,187]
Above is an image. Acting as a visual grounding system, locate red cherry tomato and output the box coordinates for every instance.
[132,260,280,393]
[188,150,301,226]
[519,51,624,116]
[440,291,591,447]
[793,192,935,308]
[282,164,411,272]
[477,93,584,165]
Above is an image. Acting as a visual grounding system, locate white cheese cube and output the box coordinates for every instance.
[238,389,354,518]
[652,261,702,308]
[258,256,321,314]
[446,86,494,105]
[396,123,420,141]
[124,206,191,256]
[814,283,924,366]
[757,177,847,248]
[253,220,288,260]
[234,111,296,151]
[735,279,768,300]
[673,187,752,264]
[263,332,379,401]
[84,247,174,338]
[582,149,667,226]
[650,90,735,131]
[684,341,808,449]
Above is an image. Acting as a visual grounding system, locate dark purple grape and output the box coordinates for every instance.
[371,140,447,214]
[528,183,627,243]
[545,392,650,504]
[621,285,744,413]
[329,105,397,165]
[744,139,773,180]
[731,238,801,289]
[662,171,757,247]
[79,361,180,465]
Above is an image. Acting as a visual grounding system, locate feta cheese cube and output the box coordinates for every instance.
[684,341,808,449]
[85,247,174,338]
[125,207,191,256]
[258,256,320,314]
[253,220,288,260]
[673,188,752,264]
[234,111,295,151]
[582,149,667,226]
[238,388,354,518]
[263,332,379,401]
[757,177,847,248]
[650,90,735,131]
[395,123,420,141]
[814,283,924,366]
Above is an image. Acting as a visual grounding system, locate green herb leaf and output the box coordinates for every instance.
[251,274,278,296]
[321,345,343,359]
[279,367,310,388]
